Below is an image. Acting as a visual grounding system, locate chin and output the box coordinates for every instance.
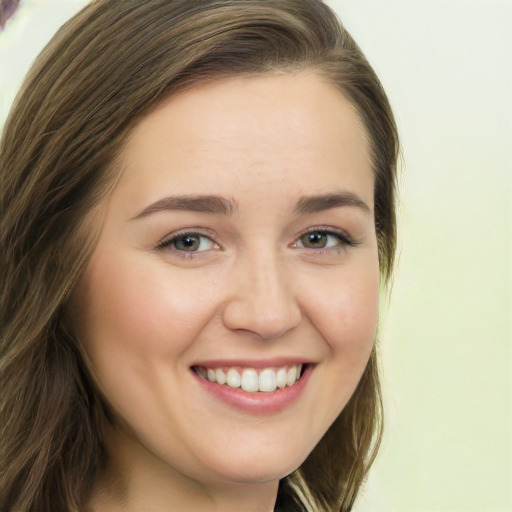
[196,437,314,486]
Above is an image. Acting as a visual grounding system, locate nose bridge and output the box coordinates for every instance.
[222,244,301,339]
[249,249,287,308]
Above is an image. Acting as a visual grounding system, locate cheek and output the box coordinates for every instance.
[309,263,380,354]
[302,260,380,422]
[74,252,219,434]
[73,250,218,418]
[79,251,210,356]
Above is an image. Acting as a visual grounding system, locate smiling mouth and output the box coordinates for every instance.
[192,364,305,393]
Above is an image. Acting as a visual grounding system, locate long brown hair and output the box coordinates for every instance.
[0,1,399,510]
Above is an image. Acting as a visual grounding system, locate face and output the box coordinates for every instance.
[73,72,379,489]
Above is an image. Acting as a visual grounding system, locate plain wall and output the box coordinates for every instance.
[1,1,511,511]
[329,2,512,511]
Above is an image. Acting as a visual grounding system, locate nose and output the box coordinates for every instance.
[221,251,302,340]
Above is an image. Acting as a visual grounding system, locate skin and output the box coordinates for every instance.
[72,71,380,512]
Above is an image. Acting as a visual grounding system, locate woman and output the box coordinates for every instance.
[0,1,399,510]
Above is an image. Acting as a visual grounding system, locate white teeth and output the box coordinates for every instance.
[258,368,277,392]
[241,369,259,392]
[276,367,287,389]
[286,366,297,387]
[226,368,241,388]
[215,368,226,385]
[197,364,303,392]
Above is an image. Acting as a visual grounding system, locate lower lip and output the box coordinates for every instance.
[192,365,313,414]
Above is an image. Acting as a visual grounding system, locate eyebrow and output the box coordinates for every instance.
[132,191,370,220]
[294,192,371,215]
[131,195,237,219]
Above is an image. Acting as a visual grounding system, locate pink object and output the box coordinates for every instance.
[1,0,20,30]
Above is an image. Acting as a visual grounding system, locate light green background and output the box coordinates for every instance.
[1,1,511,511]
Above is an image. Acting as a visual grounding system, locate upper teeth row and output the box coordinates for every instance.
[196,365,303,393]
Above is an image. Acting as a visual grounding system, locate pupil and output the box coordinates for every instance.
[176,235,199,251]
[305,232,326,248]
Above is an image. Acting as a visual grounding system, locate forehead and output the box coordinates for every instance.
[113,71,373,215]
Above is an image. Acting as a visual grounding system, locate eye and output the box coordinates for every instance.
[294,229,354,250]
[157,232,219,253]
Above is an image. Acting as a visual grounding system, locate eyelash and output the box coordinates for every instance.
[155,227,357,257]
[156,229,219,258]
[292,227,357,252]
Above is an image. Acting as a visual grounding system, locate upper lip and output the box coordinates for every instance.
[191,358,315,369]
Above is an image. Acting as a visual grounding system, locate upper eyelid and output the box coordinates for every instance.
[299,226,350,237]
[295,226,355,244]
